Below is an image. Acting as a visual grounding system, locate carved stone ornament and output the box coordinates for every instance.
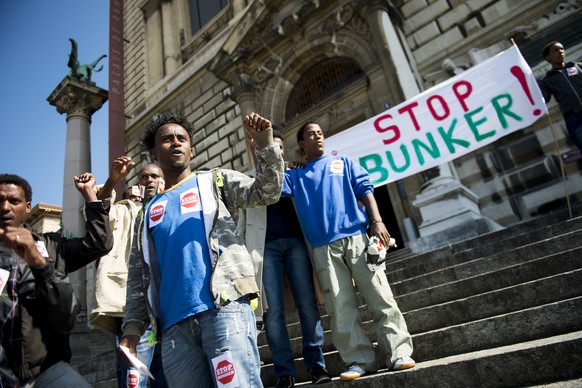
[320,3,371,41]
[48,76,108,117]
[507,0,582,40]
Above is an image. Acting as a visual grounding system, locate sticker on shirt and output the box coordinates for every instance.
[180,187,201,214]
[567,66,579,76]
[329,159,345,176]
[35,240,50,258]
[212,351,240,387]
[0,268,9,294]
[149,200,167,228]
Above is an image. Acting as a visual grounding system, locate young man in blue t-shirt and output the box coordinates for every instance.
[281,121,416,381]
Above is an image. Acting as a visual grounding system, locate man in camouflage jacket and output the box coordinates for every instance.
[121,112,283,388]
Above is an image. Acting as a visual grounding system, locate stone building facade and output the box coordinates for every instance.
[25,203,62,234]
[120,0,582,252]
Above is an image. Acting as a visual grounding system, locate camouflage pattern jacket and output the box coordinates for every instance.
[122,141,283,339]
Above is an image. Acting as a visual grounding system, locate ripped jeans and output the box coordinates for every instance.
[161,298,263,388]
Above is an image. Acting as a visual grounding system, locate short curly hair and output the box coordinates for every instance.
[542,41,560,59]
[143,112,194,151]
[0,174,32,202]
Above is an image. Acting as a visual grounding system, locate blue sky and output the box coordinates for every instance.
[0,2,110,207]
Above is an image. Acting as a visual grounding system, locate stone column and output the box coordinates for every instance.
[161,0,180,74]
[47,76,108,312]
[144,2,164,85]
[364,0,419,100]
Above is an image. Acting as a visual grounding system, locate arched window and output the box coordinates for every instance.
[189,0,228,35]
[286,58,364,121]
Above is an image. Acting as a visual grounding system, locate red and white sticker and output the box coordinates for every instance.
[330,159,344,175]
[212,351,240,387]
[567,66,579,76]
[35,241,49,258]
[126,368,140,388]
[149,200,167,228]
[180,188,201,214]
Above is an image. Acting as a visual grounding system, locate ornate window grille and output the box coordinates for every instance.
[286,58,364,121]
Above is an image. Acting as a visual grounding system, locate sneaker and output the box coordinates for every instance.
[393,356,416,371]
[309,365,331,384]
[275,375,295,388]
[340,364,367,381]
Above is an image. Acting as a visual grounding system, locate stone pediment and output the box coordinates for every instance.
[209,1,337,88]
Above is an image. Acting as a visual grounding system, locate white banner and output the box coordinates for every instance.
[325,45,547,186]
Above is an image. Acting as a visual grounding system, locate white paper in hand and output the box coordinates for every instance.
[118,345,155,380]
[0,269,10,294]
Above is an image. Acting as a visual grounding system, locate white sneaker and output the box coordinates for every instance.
[393,356,416,371]
[340,364,367,381]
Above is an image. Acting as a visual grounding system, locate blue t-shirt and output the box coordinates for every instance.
[281,155,373,248]
[146,174,214,329]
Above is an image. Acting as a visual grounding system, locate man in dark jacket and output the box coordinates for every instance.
[0,173,113,387]
[539,41,582,152]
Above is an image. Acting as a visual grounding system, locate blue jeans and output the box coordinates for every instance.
[23,361,90,387]
[161,299,262,388]
[263,237,325,377]
[116,327,168,388]
[565,111,582,152]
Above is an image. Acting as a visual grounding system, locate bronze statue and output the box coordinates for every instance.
[67,38,107,82]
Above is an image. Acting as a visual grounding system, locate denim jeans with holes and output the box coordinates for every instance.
[161,298,263,388]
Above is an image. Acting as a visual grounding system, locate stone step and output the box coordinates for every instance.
[92,378,117,388]
[528,378,582,387]
[403,267,582,335]
[386,204,582,270]
[392,228,582,295]
[257,245,582,350]
[303,331,582,388]
[260,297,582,386]
[260,279,582,373]
[387,214,582,282]
[414,296,582,362]
[71,326,118,386]
[75,348,117,385]
[397,245,582,312]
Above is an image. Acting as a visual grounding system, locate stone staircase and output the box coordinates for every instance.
[257,204,582,387]
[70,320,118,387]
[77,204,582,387]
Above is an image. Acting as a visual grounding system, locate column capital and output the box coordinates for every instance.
[47,76,108,118]
[360,0,390,13]
[360,0,403,26]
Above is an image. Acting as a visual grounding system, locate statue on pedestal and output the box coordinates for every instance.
[67,38,107,82]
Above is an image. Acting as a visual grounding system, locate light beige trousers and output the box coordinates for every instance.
[312,233,413,371]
